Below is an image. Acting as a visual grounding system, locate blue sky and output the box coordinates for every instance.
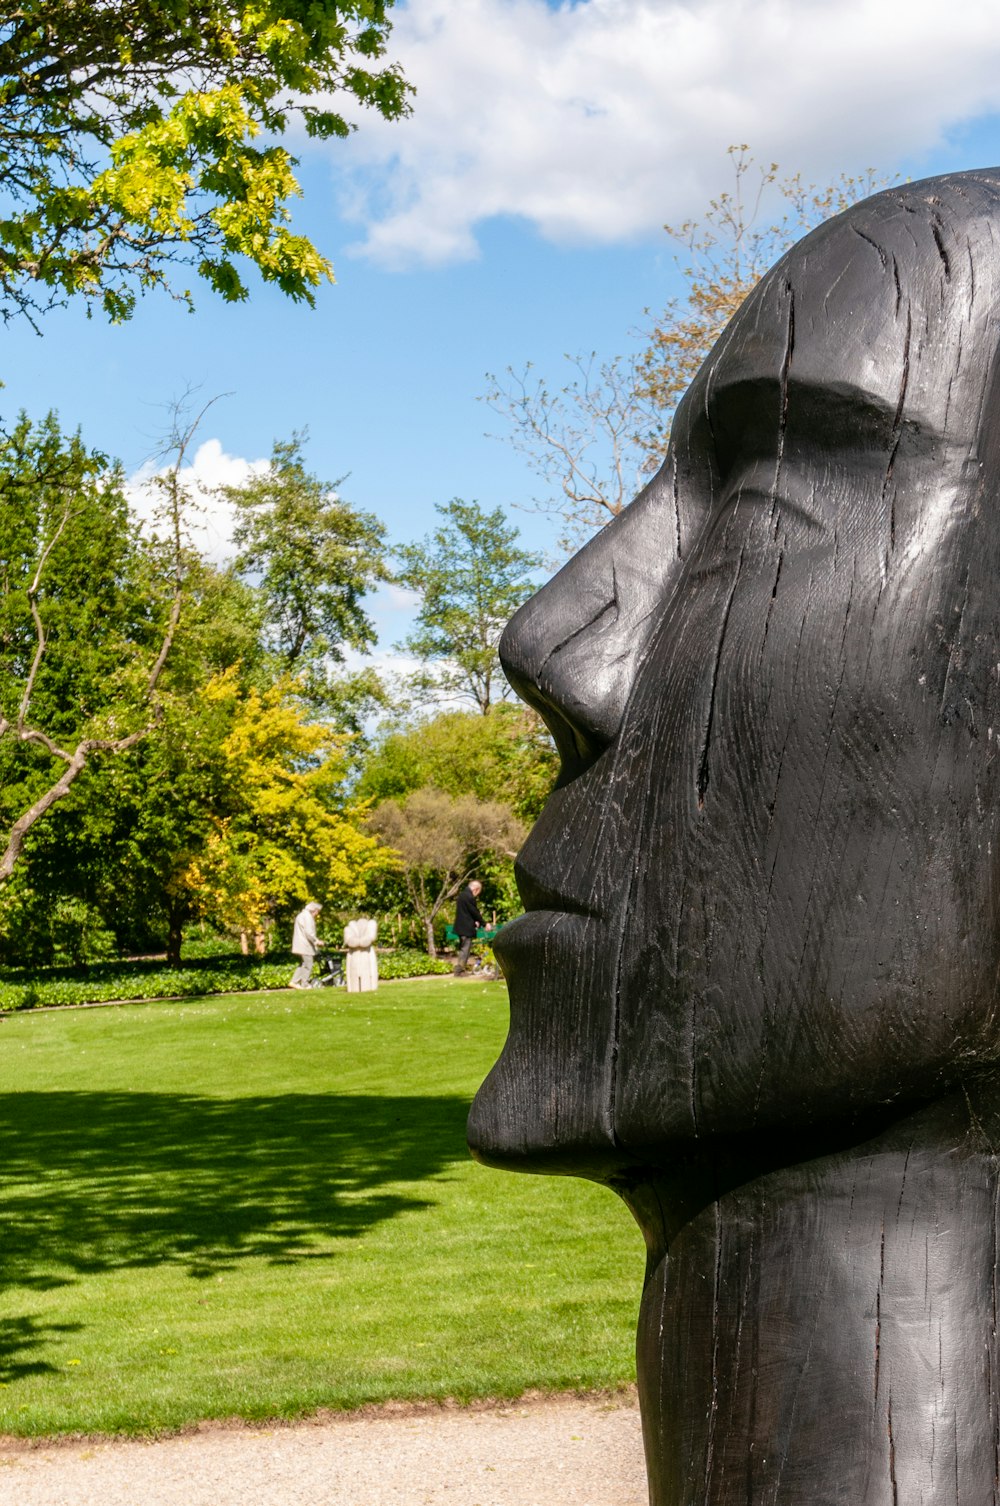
[6,0,1000,656]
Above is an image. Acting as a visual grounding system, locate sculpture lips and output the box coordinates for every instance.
[469,907,620,1178]
[492,907,603,971]
[512,851,605,923]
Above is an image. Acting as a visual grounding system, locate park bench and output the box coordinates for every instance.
[443,923,503,974]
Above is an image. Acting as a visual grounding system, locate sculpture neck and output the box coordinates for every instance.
[625,1090,1000,1506]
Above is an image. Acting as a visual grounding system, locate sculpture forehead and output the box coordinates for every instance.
[696,187,1000,442]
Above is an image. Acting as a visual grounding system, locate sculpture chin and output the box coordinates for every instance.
[467,908,629,1179]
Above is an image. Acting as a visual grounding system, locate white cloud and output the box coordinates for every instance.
[382,582,424,612]
[331,0,1000,267]
[341,589,477,718]
[342,642,423,680]
[128,439,268,566]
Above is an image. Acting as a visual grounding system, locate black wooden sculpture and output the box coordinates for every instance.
[468,170,1000,1504]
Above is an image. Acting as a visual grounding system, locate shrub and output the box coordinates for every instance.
[0,960,291,1012]
[0,888,118,968]
[180,926,246,959]
[377,948,453,980]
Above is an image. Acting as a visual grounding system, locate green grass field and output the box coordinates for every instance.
[0,979,644,1436]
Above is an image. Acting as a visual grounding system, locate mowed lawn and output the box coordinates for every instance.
[0,979,644,1436]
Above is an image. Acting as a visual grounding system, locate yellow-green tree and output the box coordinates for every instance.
[178,673,386,946]
[0,1,410,324]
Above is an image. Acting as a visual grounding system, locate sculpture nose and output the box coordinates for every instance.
[500,476,682,783]
[500,588,620,780]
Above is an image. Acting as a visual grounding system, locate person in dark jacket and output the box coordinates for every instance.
[453,880,484,975]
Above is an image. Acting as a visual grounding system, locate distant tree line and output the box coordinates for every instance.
[0,416,548,966]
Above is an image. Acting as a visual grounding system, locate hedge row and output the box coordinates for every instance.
[0,948,455,1012]
[377,949,454,981]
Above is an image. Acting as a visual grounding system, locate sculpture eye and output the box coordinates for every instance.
[719,458,827,536]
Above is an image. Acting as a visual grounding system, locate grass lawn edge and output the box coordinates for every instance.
[0,1385,640,1451]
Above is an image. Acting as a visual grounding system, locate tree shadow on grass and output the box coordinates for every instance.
[0,1315,84,1383]
[0,1091,472,1295]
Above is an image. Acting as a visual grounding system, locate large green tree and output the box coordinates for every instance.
[0,412,396,919]
[0,1,410,324]
[358,704,557,826]
[0,421,384,961]
[394,498,541,716]
[0,547,383,964]
[223,433,389,715]
[55,561,275,962]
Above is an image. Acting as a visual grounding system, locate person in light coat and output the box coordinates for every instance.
[290,901,322,989]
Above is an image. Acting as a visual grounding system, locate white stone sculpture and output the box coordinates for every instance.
[343,916,378,993]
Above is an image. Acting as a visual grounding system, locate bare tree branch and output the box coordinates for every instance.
[0,396,223,885]
[17,494,75,734]
[486,150,895,554]
[483,353,657,556]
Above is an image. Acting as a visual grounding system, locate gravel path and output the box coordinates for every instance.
[0,1393,647,1506]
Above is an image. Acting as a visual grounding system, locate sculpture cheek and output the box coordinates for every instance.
[607,506,1000,1147]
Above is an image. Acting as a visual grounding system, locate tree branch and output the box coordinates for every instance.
[17,493,75,732]
[0,398,225,887]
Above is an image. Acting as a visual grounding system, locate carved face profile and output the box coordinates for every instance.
[469,172,1000,1176]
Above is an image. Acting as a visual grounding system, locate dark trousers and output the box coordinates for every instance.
[453,935,474,973]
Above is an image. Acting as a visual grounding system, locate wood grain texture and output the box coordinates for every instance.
[468,171,1000,1502]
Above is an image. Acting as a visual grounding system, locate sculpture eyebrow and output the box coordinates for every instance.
[704,373,913,460]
